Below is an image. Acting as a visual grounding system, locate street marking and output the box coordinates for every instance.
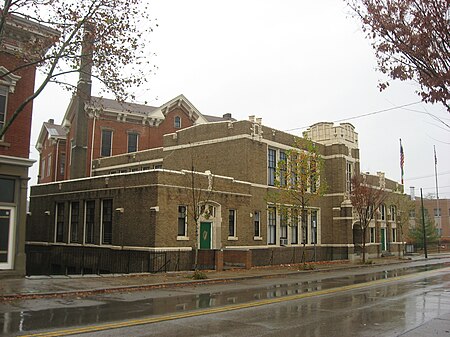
[20,267,450,337]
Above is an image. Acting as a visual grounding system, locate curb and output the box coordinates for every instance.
[1,255,447,302]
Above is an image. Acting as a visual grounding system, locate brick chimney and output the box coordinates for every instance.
[70,24,93,179]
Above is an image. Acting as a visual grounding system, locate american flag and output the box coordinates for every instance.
[400,139,404,184]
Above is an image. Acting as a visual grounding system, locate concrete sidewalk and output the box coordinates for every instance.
[1,254,448,302]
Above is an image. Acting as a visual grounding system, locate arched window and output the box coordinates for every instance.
[174,116,181,128]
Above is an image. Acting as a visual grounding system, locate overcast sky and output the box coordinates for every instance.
[30,0,450,199]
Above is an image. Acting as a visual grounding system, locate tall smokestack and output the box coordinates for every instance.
[70,24,93,179]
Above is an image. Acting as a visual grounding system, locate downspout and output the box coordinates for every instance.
[54,139,59,181]
[89,113,96,177]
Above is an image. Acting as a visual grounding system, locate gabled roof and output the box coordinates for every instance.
[153,94,208,125]
[35,120,67,152]
[63,94,210,126]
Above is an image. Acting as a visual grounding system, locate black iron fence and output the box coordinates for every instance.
[25,245,193,276]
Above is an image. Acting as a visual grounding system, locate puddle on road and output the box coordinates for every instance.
[1,263,449,335]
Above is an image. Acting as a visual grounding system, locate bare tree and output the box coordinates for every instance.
[183,159,215,272]
[0,0,156,138]
[389,193,415,257]
[347,0,450,111]
[350,174,388,263]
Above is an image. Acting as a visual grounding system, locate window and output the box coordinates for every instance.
[254,211,261,237]
[370,227,375,243]
[85,200,95,244]
[0,86,7,137]
[55,202,65,242]
[311,210,317,244]
[174,116,181,128]
[301,210,308,244]
[178,205,187,237]
[380,204,386,221]
[69,202,79,243]
[268,149,276,186]
[46,154,52,177]
[434,208,441,217]
[279,151,287,187]
[228,209,236,237]
[0,178,15,203]
[268,207,276,245]
[392,228,396,242]
[102,199,113,244]
[101,129,113,157]
[70,139,75,166]
[390,205,396,221]
[127,133,138,153]
[279,211,288,245]
[291,209,299,244]
[41,159,46,179]
[346,162,352,193]
[60,153,66,176]
[409,209,415,218]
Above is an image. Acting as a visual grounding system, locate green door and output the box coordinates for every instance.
[200,222,212,249]
[381,228,386,251]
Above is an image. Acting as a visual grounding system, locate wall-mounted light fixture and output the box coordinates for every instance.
[44,210,50,216]
[115,207,124,213]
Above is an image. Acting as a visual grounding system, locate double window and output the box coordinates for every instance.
[101,130,113,157]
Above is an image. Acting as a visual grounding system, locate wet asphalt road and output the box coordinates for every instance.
[2,259,450,337]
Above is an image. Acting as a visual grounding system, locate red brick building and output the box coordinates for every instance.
[36,94,233,181]
[0,15,58,276]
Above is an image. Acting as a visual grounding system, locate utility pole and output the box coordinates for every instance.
[420,188,428,258]
[434,145,440,253]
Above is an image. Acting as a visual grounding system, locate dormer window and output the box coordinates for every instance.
[174,116,181,128]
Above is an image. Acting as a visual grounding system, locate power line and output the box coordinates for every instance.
[285,101,422,132]
[405,171,450,181]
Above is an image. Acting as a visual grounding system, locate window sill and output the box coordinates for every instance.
[227,236,238,241]
[177,236,189,241]
[253,236,263,241]
[0,140,11,148]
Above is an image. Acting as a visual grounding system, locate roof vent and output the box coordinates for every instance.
[48,119,54,124]
[223,113,232,120]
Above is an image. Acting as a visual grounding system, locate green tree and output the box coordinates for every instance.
[346,0,450,111]
[269,138,327,261]
[409,210,439,249]
[0,0,156,138]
